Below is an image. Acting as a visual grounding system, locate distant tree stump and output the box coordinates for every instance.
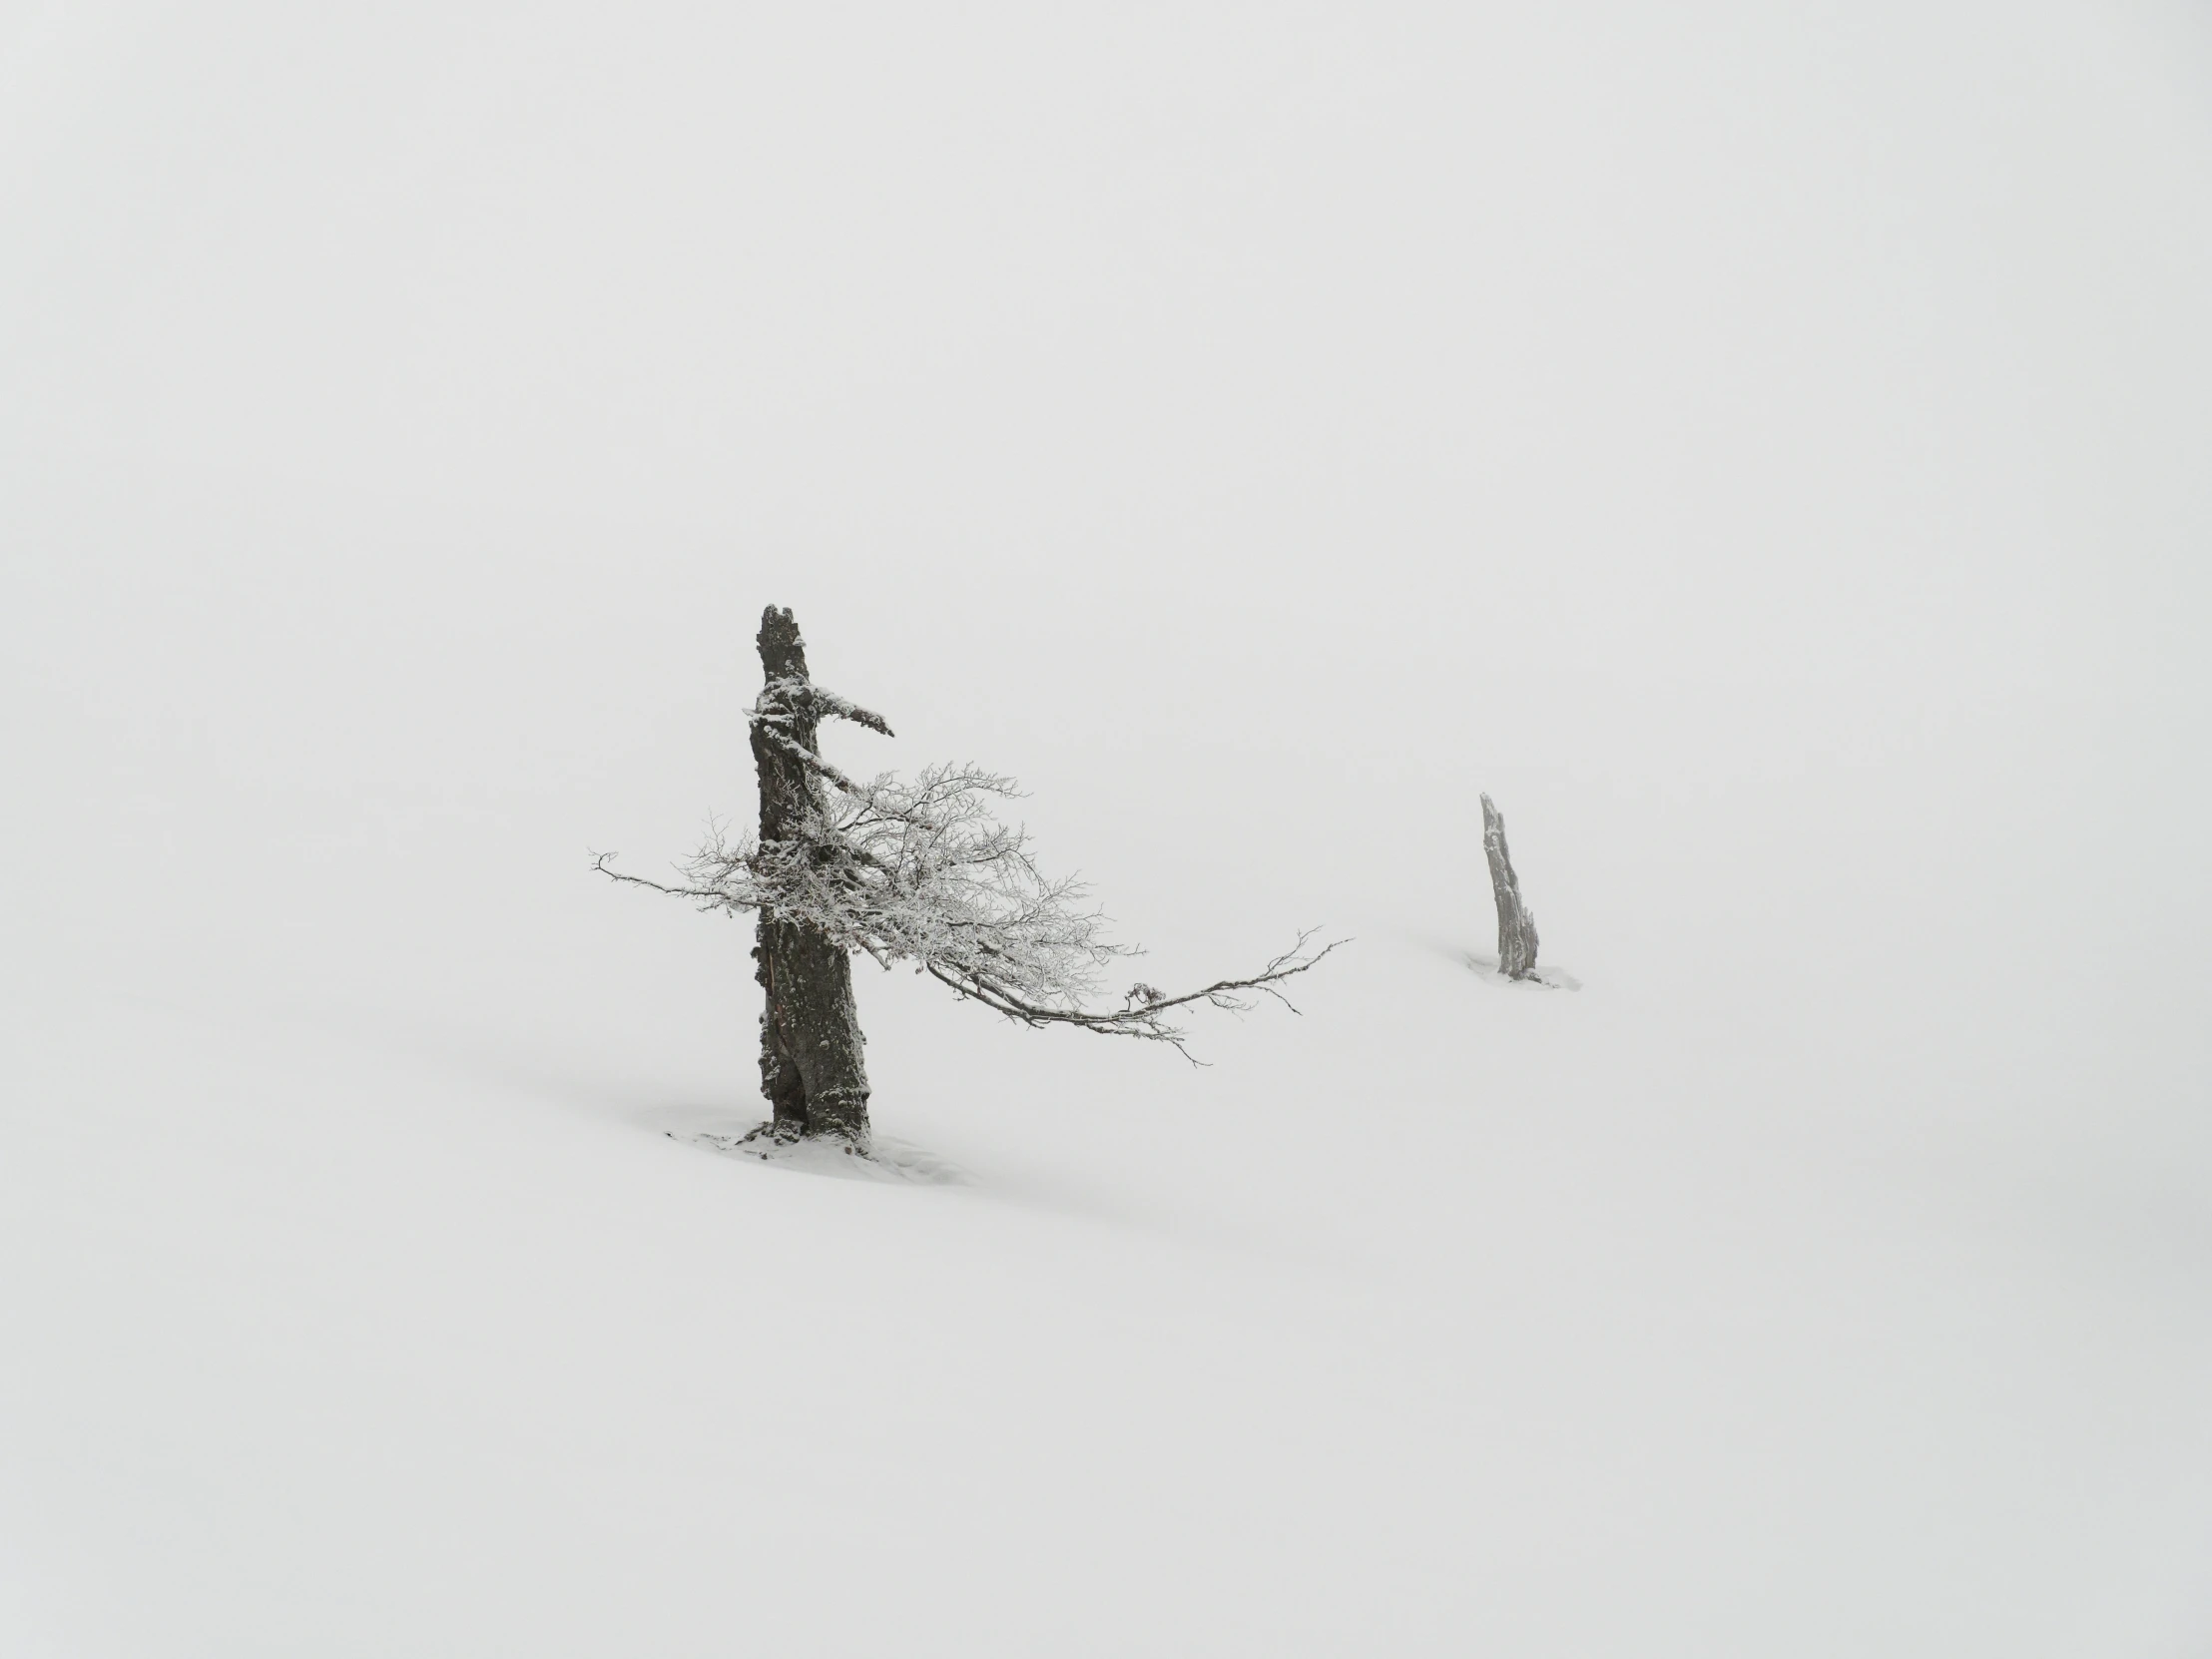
[1480,794,1539,981]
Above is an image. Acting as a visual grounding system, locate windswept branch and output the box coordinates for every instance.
[594,741,1347,1058]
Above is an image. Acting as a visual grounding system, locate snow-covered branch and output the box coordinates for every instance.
[596,678,1342,1059]
[748,676,892,738]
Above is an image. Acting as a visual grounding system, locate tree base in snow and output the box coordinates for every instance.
[739,1117,867,1153]
[1459,951,1582,991]
[670,1125,967,1185]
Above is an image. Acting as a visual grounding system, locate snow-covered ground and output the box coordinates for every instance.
[6,3,2211,1653]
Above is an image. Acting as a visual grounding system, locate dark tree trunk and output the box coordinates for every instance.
[1480,793,1539,981]
[751,606,870,1145]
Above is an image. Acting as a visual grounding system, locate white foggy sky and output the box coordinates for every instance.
[7,0,2208,1029]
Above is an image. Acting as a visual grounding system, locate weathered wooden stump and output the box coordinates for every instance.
[1480,793,1539,982]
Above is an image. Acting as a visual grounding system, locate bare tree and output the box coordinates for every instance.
[596,606,1342,1149]
[1480,793,1539,981]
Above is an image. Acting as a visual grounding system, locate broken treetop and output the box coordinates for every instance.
[759,605,809,682]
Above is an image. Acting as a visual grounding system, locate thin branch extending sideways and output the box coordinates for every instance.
[917,929,1347,1062]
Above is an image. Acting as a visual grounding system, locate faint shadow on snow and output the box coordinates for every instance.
[631,1104,969,1186]
[1455,949,1583,991]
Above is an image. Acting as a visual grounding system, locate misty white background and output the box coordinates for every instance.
[4,2,2210,1654]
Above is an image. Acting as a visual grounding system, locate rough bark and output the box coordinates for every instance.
[751,606,870,1145]
[1480,793,1539,981]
